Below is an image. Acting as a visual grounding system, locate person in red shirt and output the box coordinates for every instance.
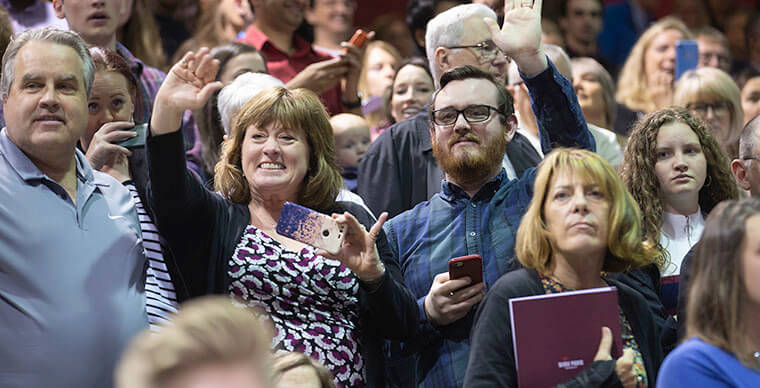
[239,0,363,115]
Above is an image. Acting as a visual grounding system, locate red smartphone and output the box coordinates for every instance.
[348,29,369,49]
[448,254,483,284]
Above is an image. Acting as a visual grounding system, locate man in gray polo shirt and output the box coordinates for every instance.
[0,28,147,387]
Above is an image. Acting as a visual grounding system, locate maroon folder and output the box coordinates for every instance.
[509,287,623,388]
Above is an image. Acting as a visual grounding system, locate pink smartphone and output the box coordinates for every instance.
[448,254,483,284]
[276,202,346,255]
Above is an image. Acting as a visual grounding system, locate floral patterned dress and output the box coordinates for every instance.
[229,225,365,387]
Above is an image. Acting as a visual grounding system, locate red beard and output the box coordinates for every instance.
[431,129,507,189]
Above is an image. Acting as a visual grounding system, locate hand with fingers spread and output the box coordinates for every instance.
[151,48,224,136]
[424,272,486,326]
[593,326,638,388]
[318,211,389,282]
[484,0,548,77]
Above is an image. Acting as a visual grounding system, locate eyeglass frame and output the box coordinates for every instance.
[446,40,510,63]
[742,155,760,162]
[430,104,504,126]
[686,100,731,116]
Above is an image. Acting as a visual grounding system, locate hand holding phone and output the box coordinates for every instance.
[276,202,346,255]
[347,29,369,49]
[449,254,483,284]
[115,123,148,148]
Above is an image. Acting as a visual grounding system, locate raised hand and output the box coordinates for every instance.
[484,0,547,76]
[151,48,224,135]
[424,272,486,326]
[318,211,389,283]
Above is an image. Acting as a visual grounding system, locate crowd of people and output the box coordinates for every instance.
[1,0,760,387]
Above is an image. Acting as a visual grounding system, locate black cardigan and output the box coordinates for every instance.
[463,268,664,388]
[146,130,419,387]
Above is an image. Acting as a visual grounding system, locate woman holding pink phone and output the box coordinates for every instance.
[145,48,417,388]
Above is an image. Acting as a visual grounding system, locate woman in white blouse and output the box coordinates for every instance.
[621,107,738,276]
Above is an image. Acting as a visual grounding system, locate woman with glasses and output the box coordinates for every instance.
[674,67,744,160]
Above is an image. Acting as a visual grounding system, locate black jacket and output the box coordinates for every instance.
[464,268,664,388]
[146,130,419,387]
[357,107,541,218]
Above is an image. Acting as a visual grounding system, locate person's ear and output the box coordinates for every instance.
[504,114,517,143]
[731,159,752,191]
[435,46,451,74]
[52,0,65,19]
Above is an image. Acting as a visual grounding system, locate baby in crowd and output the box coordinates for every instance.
[330,113,372,192]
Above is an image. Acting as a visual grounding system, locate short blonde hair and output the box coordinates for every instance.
[516,148,657,273]
[214,87,343,212]
[115,296,273,388]
[674,67,744,159]
[272,352,336,388]
[616,17,692,113]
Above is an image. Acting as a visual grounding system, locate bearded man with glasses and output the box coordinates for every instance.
[377,2,595,386]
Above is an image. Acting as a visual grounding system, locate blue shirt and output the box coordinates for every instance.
[658,337,760,387]
[0,129,147,388]
[382,61,594,388]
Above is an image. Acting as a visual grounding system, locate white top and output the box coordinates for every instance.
[588,124,624,167]
[660,208,705,276]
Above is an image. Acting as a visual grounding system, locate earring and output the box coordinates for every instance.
[704,174,712,187]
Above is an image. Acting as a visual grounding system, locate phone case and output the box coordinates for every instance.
[115,123,148,148]
[348,29,369,49]
[675,40,699,81]
[276,202,345,255]
[449,254,483,284]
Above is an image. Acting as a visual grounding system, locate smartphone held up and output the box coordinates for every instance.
[276,202,346,255]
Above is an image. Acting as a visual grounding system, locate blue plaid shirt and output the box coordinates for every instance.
[382,59,594,388]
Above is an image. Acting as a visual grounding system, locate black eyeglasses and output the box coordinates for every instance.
[431,104,502,126]
[447,40,509,62]
[742,155,760,161]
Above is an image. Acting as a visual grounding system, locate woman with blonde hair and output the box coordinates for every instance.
[616,18,692,131]
[674,67,744,160]
[657,197,760,386]
[465,148,663,387]
[146,48,418,388]
[357,41,402,127]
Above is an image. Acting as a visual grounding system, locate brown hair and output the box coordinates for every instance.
[621,107,738,266]
[687,197,760,371]
[272,352,336,388]
[89,47,144,122]
[214,87,342,212]
[516,148,658,273]
[117,0,167,70]
[115,296,273,388]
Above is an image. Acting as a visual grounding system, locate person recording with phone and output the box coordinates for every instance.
[78,47,183,328]
[465,148,664,388]
[145,47,418,388]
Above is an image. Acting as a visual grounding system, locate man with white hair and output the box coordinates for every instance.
[357,2,586,218]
